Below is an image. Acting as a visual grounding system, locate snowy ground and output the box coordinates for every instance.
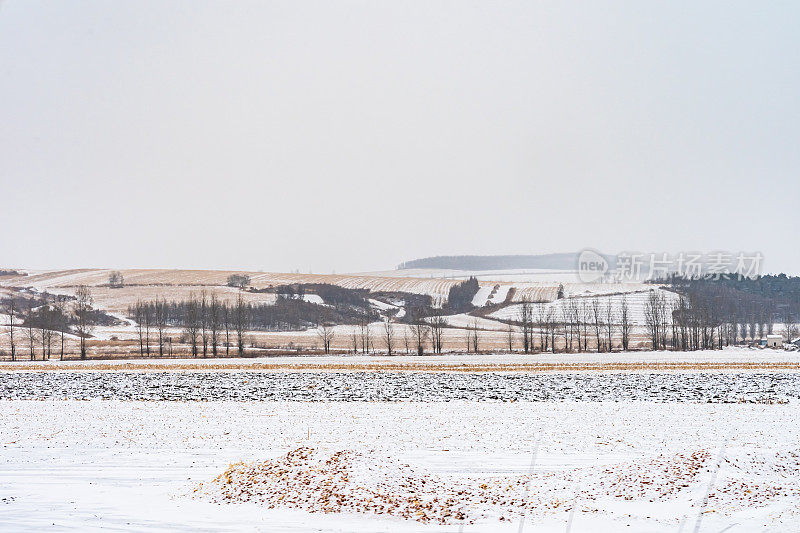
[2,349,799,532]
[1,400,799,532]
[470,284,512,307]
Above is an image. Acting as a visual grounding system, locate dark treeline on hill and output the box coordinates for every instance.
[661,273,800,316]
[398,253,583,271]
[373,291,432,310]
[249,297,377,329]
[250,283,371,309]
[446,277,479,313]
[250,283,437,320]
[650,273,800,348]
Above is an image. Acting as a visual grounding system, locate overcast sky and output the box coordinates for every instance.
[1,1,798,274]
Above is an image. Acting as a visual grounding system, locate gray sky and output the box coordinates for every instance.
[1,1,798,274]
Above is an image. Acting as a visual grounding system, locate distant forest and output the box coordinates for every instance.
[661,273,800,318]
[398,253,583,271]
[445,276,479,313]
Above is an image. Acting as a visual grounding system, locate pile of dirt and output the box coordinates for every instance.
[194,447,492,524]
[194,446,800,524]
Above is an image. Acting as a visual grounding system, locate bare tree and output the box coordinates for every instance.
[506,322,515,352]
[604,298,616,352]
[470,318,479,353]
[234,292,248,356]
[38,302,51,360]
[429,312,447,354]
[620,294,631,351]
[74,285,94,359]
[536,305,548,352]
[184,294,200,357]
[580,300,590,352]
[643,291,658,350]
[8,297,16,361]
[561,306,573,352]
[670,299,681,351]
[644,290,668,350]
[569,299,583,353]
[403,327,411,354]
[200,290,209,358]
[143,300,151,357]
[155,298,167,357]
[409,321,429,356]
[783,308,796,343]
[222,304,231,357]
[316,323,335,354]
[54,298,67,360]
[359,320,370,354]
[134,300,145,357]
[590,297,603,352]
[209,293,220,357]
[26,300,36,361]
[350,325,360,354]
[519,299,533,353]
[571,300,582,352]
[382,318,395,355]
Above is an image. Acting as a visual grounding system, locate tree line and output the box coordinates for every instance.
[661,274,800,347]
[506,281,798,353]
[1,285,96,360]
[130,292,248,358]
[128,289,378,357]
[508,295,632,353]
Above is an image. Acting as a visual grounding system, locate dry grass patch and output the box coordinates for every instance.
[3,361,800,373]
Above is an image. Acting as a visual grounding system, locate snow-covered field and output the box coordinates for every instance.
[1,400,799,532]
[0,268,465,308]
[0,267,652,316]
[471,284,512,307]
[2,350,799,531]
[490,289,678,325]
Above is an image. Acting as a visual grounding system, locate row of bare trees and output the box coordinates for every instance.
[661,274,800,348]
[657,291,795,351]
[331,290,795,356]
[337,318,423,356]
[512,296,633,353]
[131,291,249,357]
[332,312,452,357]
[340,319,399,356]
[10,284,793,360]
[511,289,787,353]
[2,286,95,361]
